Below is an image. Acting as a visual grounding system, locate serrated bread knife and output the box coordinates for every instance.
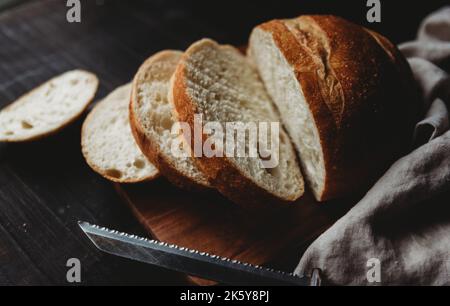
[78,221,321,286]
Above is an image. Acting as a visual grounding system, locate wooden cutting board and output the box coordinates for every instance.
[115,178,355,285]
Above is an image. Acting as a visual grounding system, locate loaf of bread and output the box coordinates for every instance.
[249,15,420,201]
[130,50,211,190]
[0,70,98,142]
[80,14,418,206]
[170,39,305,208]
[82,83,159,183]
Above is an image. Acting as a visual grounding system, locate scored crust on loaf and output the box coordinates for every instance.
[130,50,211,190]
[249,15,420,201]
[81,83,159,183]
[0,70,98,142]
[171,39,304,208]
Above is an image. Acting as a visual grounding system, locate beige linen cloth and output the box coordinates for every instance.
[295,6,450,285]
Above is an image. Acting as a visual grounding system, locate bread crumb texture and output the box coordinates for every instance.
[82,83,158,183]
[0,70,98,142]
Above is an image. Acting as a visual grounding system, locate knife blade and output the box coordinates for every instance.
[78,221,321,286]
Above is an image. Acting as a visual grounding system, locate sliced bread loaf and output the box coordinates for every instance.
[130,50,211,190]
[249,15,419,201]
[0,70,98,142]
[170,39,304,208]
[82,83,159,183]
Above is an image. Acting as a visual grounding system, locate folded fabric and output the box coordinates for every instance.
[295,6,450,285]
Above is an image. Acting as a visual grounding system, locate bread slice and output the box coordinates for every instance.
[170,39,304,208]
[248,15,419,201]
[82,83,159,183]
[130,50,211,190]
[0,70,98,142]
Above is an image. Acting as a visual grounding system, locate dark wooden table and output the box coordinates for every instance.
[0,0,446,285]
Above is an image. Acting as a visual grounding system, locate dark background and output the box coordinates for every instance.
[0,0,447,285]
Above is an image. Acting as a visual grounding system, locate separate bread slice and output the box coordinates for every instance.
[0,70,98,142]
[130,50,211,190]
[249,15,419,201]
[170,39,304,208]
[82,83,159,183]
